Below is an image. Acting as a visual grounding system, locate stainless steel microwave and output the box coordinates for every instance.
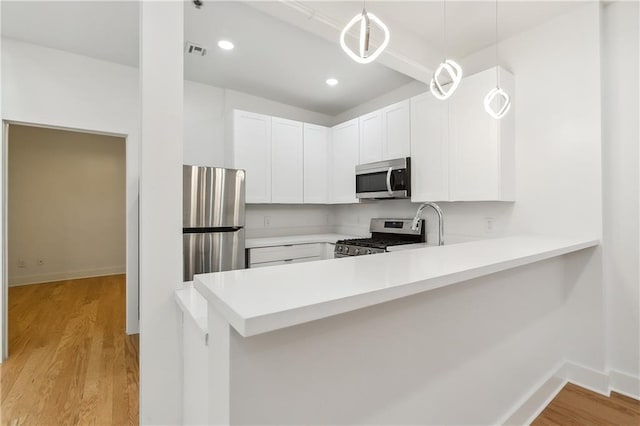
[355,157,411,199]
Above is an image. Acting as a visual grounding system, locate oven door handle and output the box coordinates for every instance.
[386,167,394,195]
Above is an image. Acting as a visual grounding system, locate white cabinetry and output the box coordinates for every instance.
[410,92,449,202]
[449,67,515,201]
[303,124,329,203]
[330,118,360,204]
[359,110,383,164]
[271,118,303,203]
[358,100,411,165]
[410,66,515,202]
[229,110,272,203]
[381,100,411,160]
[248,244,324,268]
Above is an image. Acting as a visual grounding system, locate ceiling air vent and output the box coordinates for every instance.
[185,42,207,57]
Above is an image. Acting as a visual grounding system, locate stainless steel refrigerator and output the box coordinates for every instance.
[183,165,246,281]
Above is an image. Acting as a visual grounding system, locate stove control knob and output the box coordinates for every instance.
[354,248,360,255]
[336,246,342,252]
[366,249,372,255]
[344,247,349,254]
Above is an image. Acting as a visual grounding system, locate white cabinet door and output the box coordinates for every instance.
[449,67,514,201]
[303,123,329,203]
[382,99,411,160]
[271,117,303,203]
[410,92,450,202]
[358,110,383,164]
[331,119,360,204]
[231,110,272,203]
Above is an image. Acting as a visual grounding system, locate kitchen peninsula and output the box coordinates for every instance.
[184,235,598,425]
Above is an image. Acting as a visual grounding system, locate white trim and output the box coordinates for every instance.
[8,267,126,287]
[500,362,640,425]
[561,361,610,395]
[499,362,567,426]
[609,370,640,400]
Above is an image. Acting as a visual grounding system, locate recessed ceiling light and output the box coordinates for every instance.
[217,40,234,51]
[326,78,339,86]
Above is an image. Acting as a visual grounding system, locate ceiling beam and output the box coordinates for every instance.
[245,0,441,84]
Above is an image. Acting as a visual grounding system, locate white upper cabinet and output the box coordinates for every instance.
[410,66,515,202]
[358,100,411,165]
[230,110,272,203]
[330,118,360,204]
[449,66,515,201]
[358,110,383,164]
[381,100,411,160]
[271,117,304,203]
[410,92,449,202]
[303,123,329,204]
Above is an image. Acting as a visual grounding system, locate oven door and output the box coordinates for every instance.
[355,157,411,199]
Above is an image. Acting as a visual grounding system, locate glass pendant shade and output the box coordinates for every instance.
[429,59,462,100]
[484,86,511,119]
[340,9,390,64]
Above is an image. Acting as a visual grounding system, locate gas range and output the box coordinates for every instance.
[335,218,425,258]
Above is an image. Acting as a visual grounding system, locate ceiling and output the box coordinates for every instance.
[183,1,414,115]
[301,1,585,60]
[1,0,586,116]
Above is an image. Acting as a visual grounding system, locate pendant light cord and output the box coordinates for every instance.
[443,0,447,60]
[495,0,499,86]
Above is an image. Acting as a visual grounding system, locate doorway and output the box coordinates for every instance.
[0,124,138,423]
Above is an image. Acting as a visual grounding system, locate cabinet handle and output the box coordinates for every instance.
[284,259,294,262]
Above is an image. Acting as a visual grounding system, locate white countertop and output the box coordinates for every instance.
[195,235,599,338]
[246,233,358,248]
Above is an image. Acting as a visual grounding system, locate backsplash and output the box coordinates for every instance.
[246,200,514,242]
[245,204,335,238]
[333,199,514,243]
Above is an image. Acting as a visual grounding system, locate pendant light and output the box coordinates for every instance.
[430,0,462,100]
[484,0,511,119]
[340,1,390,64]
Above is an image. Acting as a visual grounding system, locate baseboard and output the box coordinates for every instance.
[500,362,640,425]
[499,362,567,426]
[8,266,125,286]
[609,369,640,399]
[561,362,611,395]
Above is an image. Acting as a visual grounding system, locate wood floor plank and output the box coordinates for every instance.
[0,275,138,425]
[533,382,640,426]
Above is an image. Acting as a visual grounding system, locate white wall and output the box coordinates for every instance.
[331,80,428,125]
[1,37,334,333]
[245,204,335,239]
[1,38,140,334]
[224,89,333,127]
[8,125,126,286]
[601,1,640,380]
[183,81,225,167]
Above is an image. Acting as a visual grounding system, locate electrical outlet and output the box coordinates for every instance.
[484,217,495,233]
[264,216,271,227]
[17,259,26,268]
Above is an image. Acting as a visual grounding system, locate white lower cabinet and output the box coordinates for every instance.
[248,243,335,268]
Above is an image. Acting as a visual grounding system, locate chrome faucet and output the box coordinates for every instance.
[411,202,444,246]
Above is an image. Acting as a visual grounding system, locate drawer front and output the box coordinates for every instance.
[250,256,321,268]
[249,243,322,264]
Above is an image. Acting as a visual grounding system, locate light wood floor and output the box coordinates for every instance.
[533,382,640,425]
[0,275,138,425]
